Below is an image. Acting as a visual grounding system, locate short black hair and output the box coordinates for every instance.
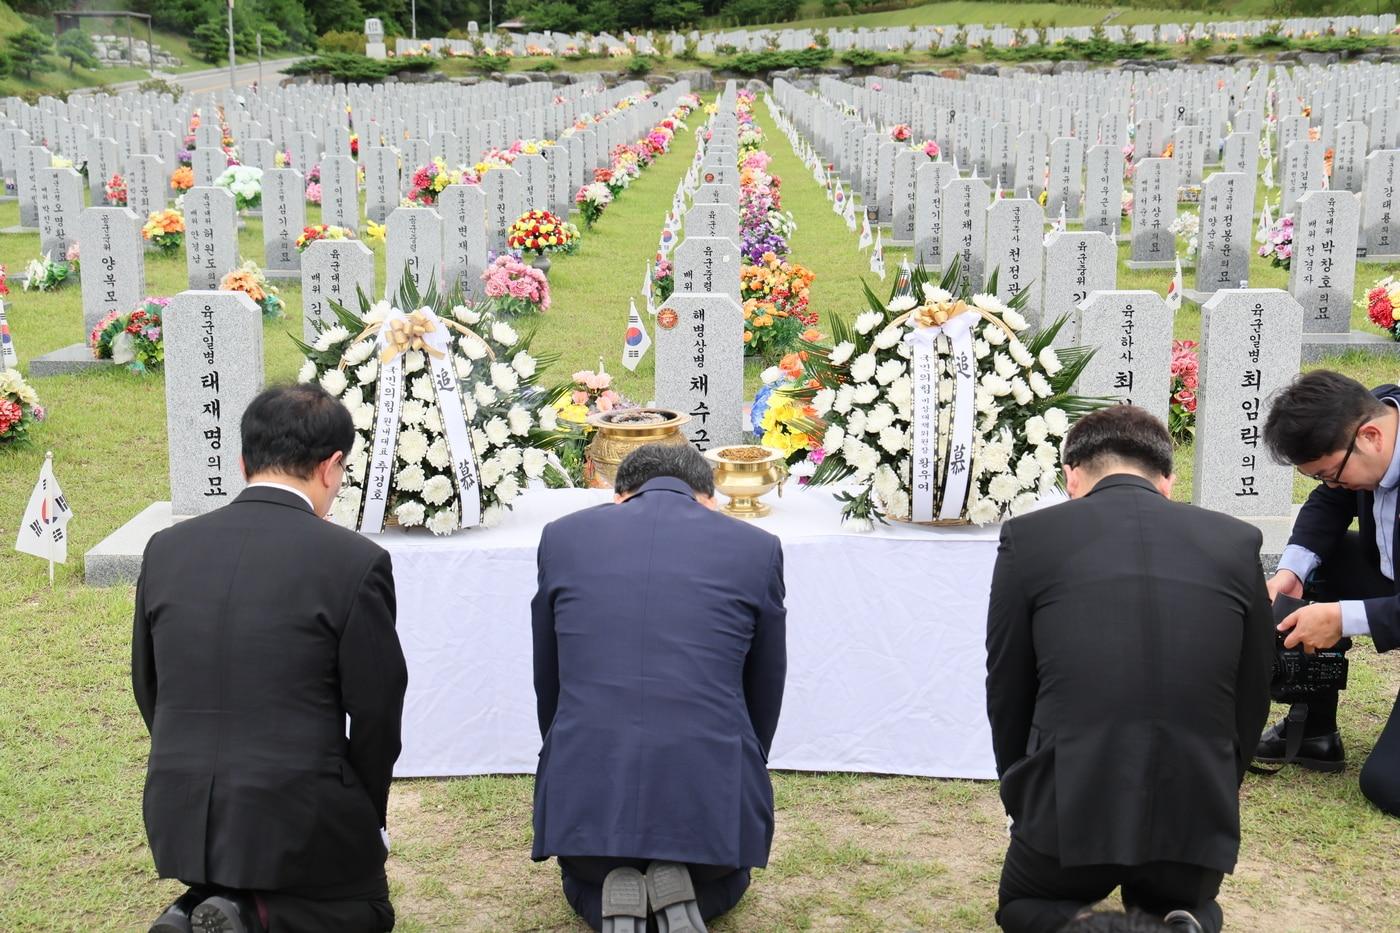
[614,443,715,497]
[1061,405,1174,479]
[1264,370,1387,465]
[1058,911,1172,933]
[241,383,355,479]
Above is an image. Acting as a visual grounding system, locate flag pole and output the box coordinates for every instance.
[44,450,54,587]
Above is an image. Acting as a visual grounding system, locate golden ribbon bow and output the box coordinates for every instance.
[378,310,444,364]
[891,297,1016,339]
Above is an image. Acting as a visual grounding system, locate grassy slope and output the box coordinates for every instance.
[0,94,1398,929]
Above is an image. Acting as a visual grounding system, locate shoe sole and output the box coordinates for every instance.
[1253,754,1346,773]
[647,863,706,933]
[190,899,248,933]
[601,867,648,933]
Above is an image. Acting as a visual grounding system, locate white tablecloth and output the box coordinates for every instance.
[377,485,1009,780]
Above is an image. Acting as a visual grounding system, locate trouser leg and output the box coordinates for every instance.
[995,836,1116,933]
[686,865,749,922]
[257,874,395,933]
[1120,863,1224,933]
[1360,685,1400,816]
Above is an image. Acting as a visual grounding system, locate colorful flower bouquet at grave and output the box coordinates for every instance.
[350,133,360,159]
[170,166,194,192]
[653,257,674,305]
[65,241,80,272]
[738,126,765,156]
[921,140,941,161]
[220,261,285,319]
[751,358,824,464]
[0,263,9,296]
[406,159,464,207]
[1121,190,1134,217]
[742,252,817,361]
[1169,209,1200,262]
[1323,147,1335,178]
[306,163,322,184]
[294,274,561,534]
[1365,276,1400,341]
[215,165,263,211]
[0,369,45,445]
[365,220,386,244]
[21,254,75,292]
[273,149,294,169]
[551,366,637,484]
[481,254,551,316]
[142,209,185,258]
[574,183,612,229]
[105,173,128,207]
[305,180,323,205]
[595,167,627,198]
[794,260,1101,530]
[1169,339,1199,444]
[296,224,356,252]
[1258,214,1294,270]
[90,297,168,373]
[507,210,579,258]
[890,124,912,143]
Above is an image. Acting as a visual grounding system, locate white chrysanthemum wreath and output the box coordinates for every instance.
[796,261,1102,529]
[296,273,562,534]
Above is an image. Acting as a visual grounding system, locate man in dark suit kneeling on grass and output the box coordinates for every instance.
[986,405,1274,933]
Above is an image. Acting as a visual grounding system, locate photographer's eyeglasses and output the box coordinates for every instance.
[1304,423,1362,485]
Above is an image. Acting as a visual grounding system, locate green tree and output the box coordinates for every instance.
[652,0,702,29]
[8,26,54,81]
[56,30,99,73]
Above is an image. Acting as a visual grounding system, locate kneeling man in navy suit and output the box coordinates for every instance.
[530,443,787,932]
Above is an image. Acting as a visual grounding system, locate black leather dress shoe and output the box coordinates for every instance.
[1254,719,1346,772]
[149,889,206,933]
[191,895,266,933]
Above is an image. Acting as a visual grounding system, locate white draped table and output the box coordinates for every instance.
[377,485,1014,780]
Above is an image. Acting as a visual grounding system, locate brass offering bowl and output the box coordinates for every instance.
[704,445,788,519]
[585,408,691,488]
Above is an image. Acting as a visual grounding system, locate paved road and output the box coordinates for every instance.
[74,58,297,97]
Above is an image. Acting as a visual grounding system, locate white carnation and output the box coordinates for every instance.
[1010,492,1039,517]
[401,399,427,426]
[981,441,1013,474]
[482,505,505,527]
[491,362,519,392]
[320,368,348,397]
[887,295,917,313]
[342,385,364,408]
[886,488,910,521]
[475,382,497,407]
[427,438,451,469]
[1002,308,1029,332]
[344,339,376,365]
[1016,453,1041,486]
[873,465,900,503]
[854,311,884,335]
[760,366,783,385]
[485,417,511,446]
[828,341,856,365]
[844,514,874,533]
[394,501,426,527]
[1029,372,1053,399]
[512,352,537,378]
[847,383,875,406]
[972,293,1007,316]
[974,338,991,360]
[982,374,1012,397]
[524,448,548,478]
[297,359,317,383]
[846,409,867,437]
[403,350,426,374]
[1043,407,1069,437]
[461,334,489,360]
[922,284,952,304]
[398,429,429,465]
[424,408,443,433]
[347,451,367,482]
[1025,416,1048,447]
[539,407,558,431]
[1038,346,1063,375]
[1009,339,1034,368]
[356,360,379,384]
[508,405,532,435]
[812,388,836,416]
[993,353,1017,379]
[411,374,435,402]
[313,325,350,351]
[495,474,521,504]
[849,353,878,384]
[866,403,896,433]
[352,404,374,431]
[873,326,903,350]
[969,498,1002,525]
[823,424,846,452]
[889,377,912,412]
[478,458,504,487]
[875,359,904,386]
[878,426,907,454]
[1010,378,1033,405]
[421,473,453,506]
[427,508,458,535]
[989,473,1021,503]
[492,321,519,346]
[453,303,481,324]
[832,385,855,414]
[1036,443,1059,468]
[985,324,1008,346]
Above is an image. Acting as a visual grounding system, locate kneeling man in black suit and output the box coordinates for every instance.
[986,406,1273,933]
[135,384,408,933]
[531,443,787,932]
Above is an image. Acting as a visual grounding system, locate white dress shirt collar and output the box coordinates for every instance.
[246,481,315,511]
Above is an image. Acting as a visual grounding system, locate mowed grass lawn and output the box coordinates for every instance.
[1,93,1398,931]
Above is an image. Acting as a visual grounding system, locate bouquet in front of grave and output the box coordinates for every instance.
[1258,214,1294,270]
[294,274,561,534]
[574,183,612,229]
[751,355,825,464]
[1169,339,1199,444]
[1170,209,1200,263]
[215,165,263,211]
[296,224,356,252]
[220,261,285,319]
[407,158,464,207]
[90,297,167,373]
[653,257,674,305]
[170,166,194,192]
[274,149,293,169]
[143,209,185,257]
[105,173,128,207]
[921,140,941,161]
[795,261,1099,529]
[21,253,75,292]
[0,368,45,444]
[1365,276,1400,342]
[508,210,579,258]
[742,252,817,361]
[481,254,550,316]
[890,124,912,143]
[305,181,322,205]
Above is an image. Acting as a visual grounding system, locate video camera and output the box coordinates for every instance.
[1270,595,1349,703]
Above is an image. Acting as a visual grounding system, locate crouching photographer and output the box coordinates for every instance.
[1257,371,1400,817]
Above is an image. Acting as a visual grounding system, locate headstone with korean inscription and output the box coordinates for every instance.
[320,155,359,233]
[1289,190,1360,336]
[516,152,549,213]
[1331,121,1367,195]
[192,147,226,188]
[1188,172,1252,303]
[86,136,120,206]
[126,154,167,223]
[683,202,740,247]
[302,239,375,341]
[671,236,740,301]
[1361,149,1400,263]
[1281,139,1323,216]
[385,206,444,300]
[363,146,399,225]
[34,166,82,260]
[985,198,1044,323]
[183,186,238,290]
[1045,137,1084,221]
[262,168,306,279]
[1043,231,1117,344]
[940,177,991,294]
[890,149,919,247]
[12,145,47,230]
[1127,158,1178,269]
[1073,290,1173,423]
[1192,289,1302,518]
[164,290,264,516]
[482,167,524,252]
[913,161,954,270]
[439,183,489,297]
[78,207,145,338]
[653,292,744,451]
[1083,144,1124,239]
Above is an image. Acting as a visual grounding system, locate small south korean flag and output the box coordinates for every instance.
[622,299,651,372]
[0,301,18,370]
[1166,255,1183,313]
[858,209,873,251]
[870,229,886,280]
[16,452,73,578]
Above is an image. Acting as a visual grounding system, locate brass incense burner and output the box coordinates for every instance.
[704,445,788,519]
[585,408,691,488]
